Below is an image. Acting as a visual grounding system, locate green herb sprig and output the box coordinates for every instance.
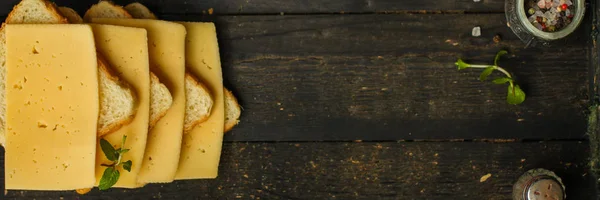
[98,135,132,190]
[455,50,526,105]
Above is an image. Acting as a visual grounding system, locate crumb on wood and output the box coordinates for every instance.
[444,39,459,46]
[517,118,525,122]
[309,161,317,168]
[243,174,249,178]
[354,140,362,143]
[75,188,91,195]
[295,143,300,147]
[375,143,383,149]
[493,34,502,43]
[480,173,492,182]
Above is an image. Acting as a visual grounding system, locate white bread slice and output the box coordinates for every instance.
[184,74,213,133]
[224,88,241,132]
[97,55,137,135]
[5,0,68,24]
[0,0,136,143]
[126,2,243,132]
[149,73,173,128]
[124,3,157,19]
[85,1,174,129]
[83,1,131,22]
[58,7,83,23]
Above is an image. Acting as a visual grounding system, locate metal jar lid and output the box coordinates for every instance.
[513,168,565,200]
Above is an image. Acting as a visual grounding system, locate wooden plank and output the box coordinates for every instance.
[2,141,594,199]
[162,14,589,141]
[0,0,505,16]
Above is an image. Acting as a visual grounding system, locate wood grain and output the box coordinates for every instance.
[2,141,594,199]
[0,0,506,16]
[162,14,590,141]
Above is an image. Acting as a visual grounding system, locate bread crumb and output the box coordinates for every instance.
[480,173,492,182]
[76,188,91,195]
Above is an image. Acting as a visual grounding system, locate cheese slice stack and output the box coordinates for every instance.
[90,24,150,188]
[175,22,225,179]
[91,18,187,183]
[4,24,99,190]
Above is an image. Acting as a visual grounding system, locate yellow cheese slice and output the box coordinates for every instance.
[175,22,224,179]
[5,24,98,190]
[90,24,150,188]
[91,18,186,183]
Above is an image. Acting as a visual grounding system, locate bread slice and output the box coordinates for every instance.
[58,7,83,23]
[97,55,137,135]
[5,0,68,24]
[124,3,157,19]
[85,1,175,128]
[0,0,136,142]
[83,1,131,22]
[184,74,213,133]
[127,2,243,132]
[149,73,173,128]
[224,88,241,132]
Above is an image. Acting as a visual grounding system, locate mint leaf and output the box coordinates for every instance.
[507,84,526,105]
[122,160,132,172]
[455,59,470,70]
[479,66,495,81]
[100,139,118,161]
[494,50,508,66]
[98,167,120,190]
[492,77,512,84]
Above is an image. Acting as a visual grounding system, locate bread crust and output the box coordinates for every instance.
[224,88,241,132]
[6,0,68,24]
[83,0,132,22]
[58,7,83,23]
[124,3,157,19]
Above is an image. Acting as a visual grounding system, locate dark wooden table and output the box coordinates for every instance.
[1,0,599,199]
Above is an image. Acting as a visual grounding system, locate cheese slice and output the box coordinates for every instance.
[91,18,186,183]
[90,24,150,188]
[5,24,98,190]
[175,22,224,179]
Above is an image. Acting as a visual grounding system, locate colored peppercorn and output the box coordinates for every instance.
[561,4,568,10]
